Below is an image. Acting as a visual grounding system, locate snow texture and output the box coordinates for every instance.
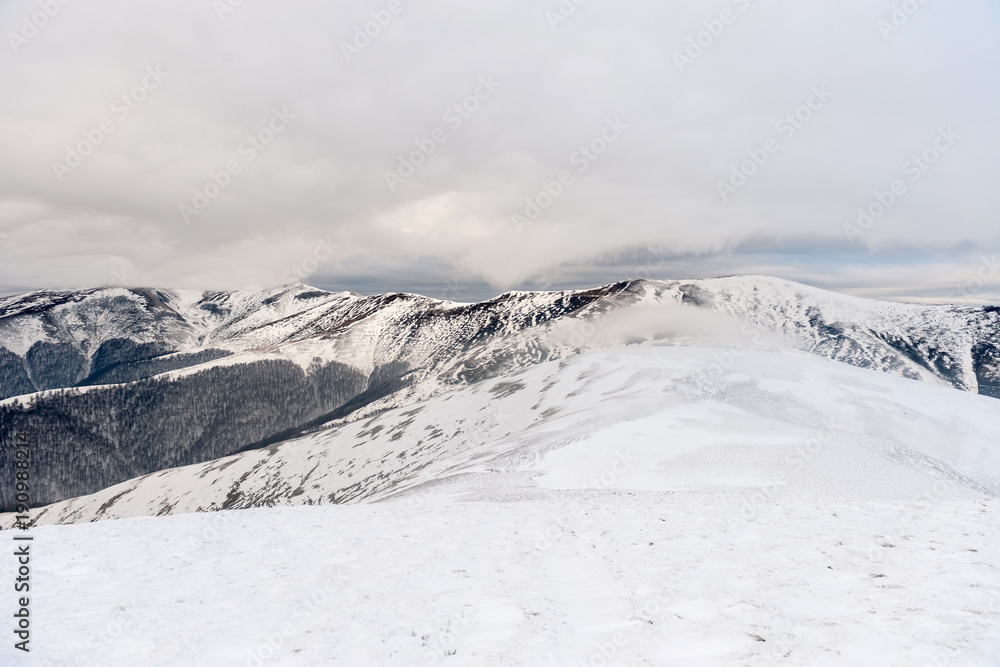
[2,347,998,666]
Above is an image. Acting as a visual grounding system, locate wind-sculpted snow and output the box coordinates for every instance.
[10,346,998,527]
[5,347,1000,666]
[0,276,997,510]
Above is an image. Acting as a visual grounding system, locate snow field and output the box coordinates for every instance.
[3,489,999,666]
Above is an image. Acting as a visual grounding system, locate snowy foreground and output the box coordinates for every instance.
[5,493,999,666]
[3,347,1000,665]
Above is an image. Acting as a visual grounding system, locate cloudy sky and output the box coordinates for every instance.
[1,0,998,303]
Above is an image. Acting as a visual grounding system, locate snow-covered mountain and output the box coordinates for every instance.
[1,276,998,511]
[10,345,1000,527]
[2,277,997,400]
[3,346,999,666]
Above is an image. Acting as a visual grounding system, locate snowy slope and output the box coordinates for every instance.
[0,286,617,509]
[3,493,998,666]
[2,277,998,400]
[13,346,999,527]
[659,276,1000,396]
[0,284,353,357]
[2,277,998,510]
[2,347,999,666]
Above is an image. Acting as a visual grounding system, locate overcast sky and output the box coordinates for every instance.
[1,0,998,303]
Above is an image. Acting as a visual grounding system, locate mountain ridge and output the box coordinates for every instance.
[6,345,999,527]
[1,276,997,511]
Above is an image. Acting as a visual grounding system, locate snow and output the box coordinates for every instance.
[15,346,999,526]
[2,346,999,665]
[2,492,998,665]
[4,276,997,406]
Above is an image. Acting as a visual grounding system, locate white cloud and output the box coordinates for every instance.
[0,0,997,300]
